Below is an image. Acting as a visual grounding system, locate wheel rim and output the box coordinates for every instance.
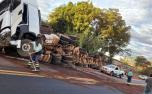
[22,43,31,52]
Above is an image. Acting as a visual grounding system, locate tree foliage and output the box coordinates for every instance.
[140,67,152,76]
[48,2,131,61]
[135,56,151,68]
[48,2,100,34]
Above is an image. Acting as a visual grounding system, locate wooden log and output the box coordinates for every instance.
[44,51,52,55]
[62,59,73,64]
[41,54,52,63]
[44,45,54,51]
[52,53,62,64]
[42,34,60,46]
[62,55,73,61]
[59,34,76,45]
[40,24,52,34]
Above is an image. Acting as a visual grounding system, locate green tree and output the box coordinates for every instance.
[135,56,151,68]
[48,2,131,62]
[48,2,101,45]
[48,2,100,34]
[140,67,152,76]
[97,9,131,63]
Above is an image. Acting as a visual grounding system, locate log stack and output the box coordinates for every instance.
[58,34,77,45]
[41,51,52,63]
[41,34,60,64]
[40,33,105,69]
[52,53,62,64]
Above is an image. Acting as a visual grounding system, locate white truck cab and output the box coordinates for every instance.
[0,0,41,56]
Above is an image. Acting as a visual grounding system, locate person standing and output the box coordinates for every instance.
[144,74,152,94]
[127,70,133,85]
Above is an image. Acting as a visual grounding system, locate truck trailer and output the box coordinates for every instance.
[0,0,41,56]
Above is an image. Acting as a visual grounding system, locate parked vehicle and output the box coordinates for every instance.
[101,64,125,78]
[0,0,41,56]
[138,75,148,80]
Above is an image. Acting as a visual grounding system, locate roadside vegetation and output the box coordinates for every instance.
[43,1,152,76]
[121,56,152,76]
[0,0,149,78]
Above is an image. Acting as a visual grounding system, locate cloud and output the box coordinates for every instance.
[93,0,152,25]
[38,0,56,19]
[92,0,152,60]
[128,25,152,59]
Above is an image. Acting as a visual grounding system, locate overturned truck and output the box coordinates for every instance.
[0,0,41,56]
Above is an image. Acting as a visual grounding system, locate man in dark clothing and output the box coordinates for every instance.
[144,74,152,94]
[127,70,133,85]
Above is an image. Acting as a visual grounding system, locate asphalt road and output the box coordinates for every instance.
[123,77,146,86]
[0,55,143,94]
[80,69,146,86]
[0,74,123,94]
[0,53,146,86]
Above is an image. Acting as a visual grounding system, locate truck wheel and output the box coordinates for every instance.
[17,39,34,57]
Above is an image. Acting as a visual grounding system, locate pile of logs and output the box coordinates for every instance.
[40,34,60,63]
[40,33,106,69]
[72,47,106,69]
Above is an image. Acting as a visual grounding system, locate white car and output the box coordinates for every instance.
[101,64,125,78]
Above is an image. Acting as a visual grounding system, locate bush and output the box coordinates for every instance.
[140,67,152,76]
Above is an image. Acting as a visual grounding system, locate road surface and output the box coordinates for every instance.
[79,68,146,86]
[0,74,123,94]
[0,54,144,94]
[0,55,124,94]
[123,77,146,86]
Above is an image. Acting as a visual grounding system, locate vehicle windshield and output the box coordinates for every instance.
[107,65,117,69]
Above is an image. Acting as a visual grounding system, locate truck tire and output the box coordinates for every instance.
[17,39,34,57]
[4,46,18,56]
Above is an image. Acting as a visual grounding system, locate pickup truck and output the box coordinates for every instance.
[101,64,125,78]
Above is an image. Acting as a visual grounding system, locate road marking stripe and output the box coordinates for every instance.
[0,70,36,75]
[0,70,45,78]
[0,72,44,77]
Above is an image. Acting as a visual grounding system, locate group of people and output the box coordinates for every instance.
[126,70,152,94]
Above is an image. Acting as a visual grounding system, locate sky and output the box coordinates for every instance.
[38,0,152,59]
